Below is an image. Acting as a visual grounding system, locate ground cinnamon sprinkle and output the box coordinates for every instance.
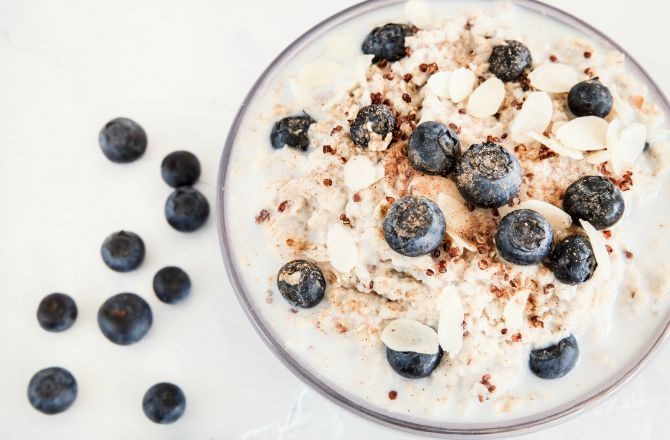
[323,178,333,187]
[606,244,613,254]
[370,92,383,105]
[403,73,413,82]
[584,51,592,58]
[530,316,544,328]
[543,283,555,294]
[501,328,508,335]
[624,250,634,259]
[388,390,398,400]
[377,59,388,68]
[478,259,489,270]
[353,193,362,202]
[603,230,612,239]
[255,209,270,224]
[340,157,347,164]
[426,268,434,276]
[438,260,447,273]
[511,333,522,342]
[419,63,428,72]
[339,213,351,225]
[330,125,343,135]
[549,54,558,62]
[402,93,412,103]
[386,196,395,204]
[278,200,289,212]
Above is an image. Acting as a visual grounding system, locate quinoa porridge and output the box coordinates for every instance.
[223,0,670,423]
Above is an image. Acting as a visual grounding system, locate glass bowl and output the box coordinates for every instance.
[216,0,670,437]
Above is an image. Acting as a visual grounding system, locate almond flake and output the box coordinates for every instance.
[527,132,583,159]
[343,155,377,192]
[606,118,625,175]
[427,71,451,100]
[584,150,610,165]
[327,222,358,273]
[437,288,464,359]
[499,200,572,232]
[510,92,553,143]
[404,0,435,29]
[555,116,608,151]
[528,63,579,93]
[449,68,476,103]
[467,77,505,118]
[381,318,440,355]
[610,84,635,125]
[579,219,611,276]
[503,289,529,331]
[619,122,647,165]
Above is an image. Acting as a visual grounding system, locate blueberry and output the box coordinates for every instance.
[153,266,191,304]
[270,114,315,150]
[165,187,210,232]
[488,40,532,82]
[98,117,147,163]
[567,79,613,118]
[361,23,412,64]
[276,260,326,309]
[97,293,153,345]
[350,104,396,149]
[100,231,145,272]
[495,209,553,265]
[407,122,461,176]
[161,151,201,187]
[36,293,77,332]
[142,382,186,424]
[562,176,624,230]
[454,142,522,208]
[550,235,597,285]
[27,367,77,415]
[383,196,446,257]
[386,346,443,379]
[529,335,579,379]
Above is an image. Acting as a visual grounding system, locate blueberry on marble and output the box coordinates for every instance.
[153,266,191,304]
[98,117,147,163]
[361,23,413,63]
[161,150,201,188]
[550,235,597,285]
[276,260,326,309]
[27,367,77,415]
[562,176,624,230]
[100,231,145,272]
[142,382,186,424]
[407,121,461,176]
[488,40,532,82]
[37,293,77,332]
[165,187,210,232]
[383,196,446,257]
[529,335,579,379]
[97,293,153,345]
[386,346,443,379]
[567,79,613,118]
[454,141,522,208]
[270,114,315,151]
[350,104,396,149]
[495,209,553,265]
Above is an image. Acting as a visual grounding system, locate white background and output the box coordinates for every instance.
[0,0,669,439]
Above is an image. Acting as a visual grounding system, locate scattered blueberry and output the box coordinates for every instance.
[27,367,77,415]
[98,117,147,163]
[529,335,579,379]
[562,176,624,230]
[100,231,145,272]
[142,382,186,424]
[153,266,191,304]
[97,293,153,345]
[407,121,461,176]
[550,235,597,285]
[488,40,532,82]
[361,23,413,63]
[350,104,396,149]
[161,151,201,188]
[383,196,446,257]
[495,209,553,265]
[165,187,210,232]
[386,346,443,379]
[454,141,522,208]
[276,260,326,309]
[270,114,315,151]
[567,79,613,118]
[37,293,77,332]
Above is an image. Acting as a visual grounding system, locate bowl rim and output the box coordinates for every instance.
[216,0,670,437]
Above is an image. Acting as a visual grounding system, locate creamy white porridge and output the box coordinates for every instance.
[224,0,670,423]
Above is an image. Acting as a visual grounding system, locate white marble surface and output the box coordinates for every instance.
[0,0,668,439]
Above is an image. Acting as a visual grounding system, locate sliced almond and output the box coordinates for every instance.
[610,84,635,125]
[511,92,553,143]
[421,93,447,123]
[649,128,670,145]
[503,289,530,331]
[527,131,584,160]
[404,0,435,29]
[499,200,572,232]
[355,55,375,88]
[380,318,440,355]
[343,155,377,192]
[606,118,625,175]
[437,288,464,359]
[467,77,505,118]
[449,68,476,103]
[427,71,451,100]
[555,116,608,151]
[579,219,611,276]
[584,150,610,165]
[619,122,647,165]
[528,63,579,93]
[326,222,358,273]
